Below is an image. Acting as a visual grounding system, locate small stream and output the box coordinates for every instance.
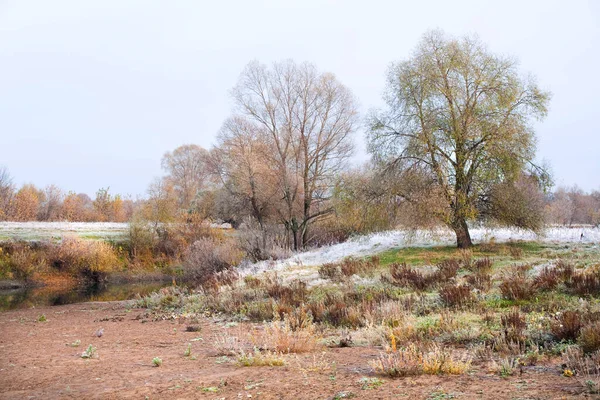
[0,281,175,311]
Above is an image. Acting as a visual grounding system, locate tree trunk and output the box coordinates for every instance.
[290,218,299,251]
[452,218,473,248]
[301,224,309,250]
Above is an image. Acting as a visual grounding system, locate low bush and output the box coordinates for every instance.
[569,271,600,297]
[556,259,574,283]
[51,237,119,283]
[237,348,285,366]
[183,237,242,284]
[534,267,561,291]
[578,321,600,354]
[371,344,470,377]
[500,309,527,344]
[0,244,43,281]
[432,259,460,282]
[438,284,473,308]
[465,271,492,292]
[370,344,423,377]
[550,311,583,341]
[421,345,471,375]
[260,311,320,354]
[388,263,428,291]
[499,266,536,300]
[318,263,342,281]
[562,347,600,394]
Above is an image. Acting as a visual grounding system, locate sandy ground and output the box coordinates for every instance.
[0,301,591,399]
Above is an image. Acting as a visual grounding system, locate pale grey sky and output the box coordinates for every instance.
[1,0,598,197]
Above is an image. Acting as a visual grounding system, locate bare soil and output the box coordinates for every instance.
[0,301,591,399]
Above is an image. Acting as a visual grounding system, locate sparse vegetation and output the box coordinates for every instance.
[236,348,285,367]
[81,345,96,359]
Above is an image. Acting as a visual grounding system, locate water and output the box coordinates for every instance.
[0,281,175,311]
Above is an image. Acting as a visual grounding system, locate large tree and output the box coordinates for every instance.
[161,144,210,210]
[368,31,551,248]
[231,60,358,250]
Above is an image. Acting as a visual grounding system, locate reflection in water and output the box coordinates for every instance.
[0,281,174,311]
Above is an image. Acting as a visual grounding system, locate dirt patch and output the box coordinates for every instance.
[0,301,587,399]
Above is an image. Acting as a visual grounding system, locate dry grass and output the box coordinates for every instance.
[371,343,470,377]
[578,321,600,354]
[563,347,600,394]
[259,310,321,354]
[237,348,286,367]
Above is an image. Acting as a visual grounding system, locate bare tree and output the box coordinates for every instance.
[211,116,279,252]
[161,144,210,210]
[143,178,179,225]
[38,184,64,221]
[231,60,358,250]
[368,30,550,248]
[0,166,14,220]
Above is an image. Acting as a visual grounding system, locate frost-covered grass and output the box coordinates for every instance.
[0,222,129,241]
[244,226,600,277]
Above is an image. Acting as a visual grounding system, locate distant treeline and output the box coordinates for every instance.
[0,174,137,223]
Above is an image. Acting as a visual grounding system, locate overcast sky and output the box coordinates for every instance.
[1,0,598,197]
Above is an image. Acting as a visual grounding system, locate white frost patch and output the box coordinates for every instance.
[243,226,599,276]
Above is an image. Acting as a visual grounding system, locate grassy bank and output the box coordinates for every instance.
[0,237,179,287]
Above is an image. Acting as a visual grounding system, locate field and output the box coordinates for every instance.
[1,227,599,398]
[0,221,233,241]
[0,222,129,241]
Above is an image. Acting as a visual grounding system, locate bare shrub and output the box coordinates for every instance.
[183,237,242,284]
[432,259,460,282]
[237,220,289,262]
[465,271,492,292]
[500,309,527,344]
[556,259,574,283]
[264,277,308,307]
[458,249,472,269]
[318,263,342,281]
[471,257,493,273]
[340,258,360,277]
[579,321,600,354]
[534,266,561,291]
[563,347,600,394]
[499,266,536,300]
[551,311,583,342]
[569,271,600,297]
[439,284,473,308]
[388,263,428,291]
